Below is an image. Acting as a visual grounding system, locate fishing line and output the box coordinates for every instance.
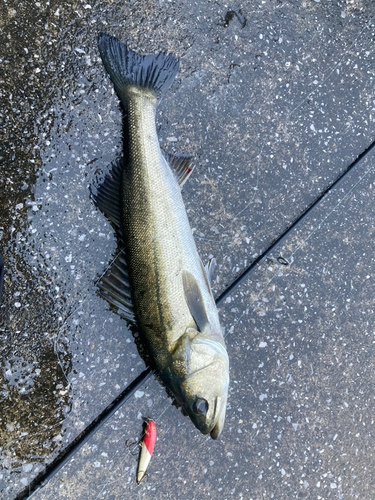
[222,159,375,325]
[93,403,171,499]
[93,408,169,499]
[289,163,374,258]
[138,157,375,486]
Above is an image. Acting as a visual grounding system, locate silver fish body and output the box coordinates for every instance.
[93,34,229,438]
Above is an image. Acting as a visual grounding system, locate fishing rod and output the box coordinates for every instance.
[22,136,375,499]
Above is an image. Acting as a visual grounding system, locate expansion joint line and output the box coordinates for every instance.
[23,137,375,500]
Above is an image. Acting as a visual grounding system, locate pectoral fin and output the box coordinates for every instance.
[182,271,209,332]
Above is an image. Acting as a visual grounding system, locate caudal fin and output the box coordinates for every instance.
[97,33,180,107]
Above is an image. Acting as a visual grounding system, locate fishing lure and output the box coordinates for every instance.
[137,419,157,483]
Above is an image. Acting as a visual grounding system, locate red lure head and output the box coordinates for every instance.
[143,420,157,455]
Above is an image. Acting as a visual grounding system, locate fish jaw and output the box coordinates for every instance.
[186,390,228,439]
[166,329,230,438]
[210,395,227,439]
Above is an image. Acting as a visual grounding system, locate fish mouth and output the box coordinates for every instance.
[210,396,227,440]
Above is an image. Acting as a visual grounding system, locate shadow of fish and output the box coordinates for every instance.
[91,33,229,439]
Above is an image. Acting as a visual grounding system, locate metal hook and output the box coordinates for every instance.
[137,470,149,485]
[125,439,141,456]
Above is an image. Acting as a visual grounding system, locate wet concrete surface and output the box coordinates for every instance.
[34,139,375,500]
[0,0,375,498]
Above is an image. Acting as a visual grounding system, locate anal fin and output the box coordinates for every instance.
[164,153,194,188]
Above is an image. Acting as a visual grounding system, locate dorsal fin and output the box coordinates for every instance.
[164,153,194,188]
[90,157,124,230]
[97,251,136,324]
[182,271,209,332]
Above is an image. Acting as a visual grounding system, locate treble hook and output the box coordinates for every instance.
[125,439,141,456]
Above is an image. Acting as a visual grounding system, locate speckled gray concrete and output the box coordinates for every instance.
[168,0,375,293]
[1,0,375,498]
[34,134,375,500]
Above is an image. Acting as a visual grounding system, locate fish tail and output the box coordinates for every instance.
[97,33,180,107]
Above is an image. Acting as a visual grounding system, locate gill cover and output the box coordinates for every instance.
[166,272,229,438]
[170,327,229,438]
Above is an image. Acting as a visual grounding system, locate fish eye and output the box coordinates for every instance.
[193,398,209,416]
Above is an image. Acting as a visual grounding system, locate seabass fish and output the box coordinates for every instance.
[92,33,229,439]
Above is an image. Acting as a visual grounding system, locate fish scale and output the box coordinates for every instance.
[124,91,210,349]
